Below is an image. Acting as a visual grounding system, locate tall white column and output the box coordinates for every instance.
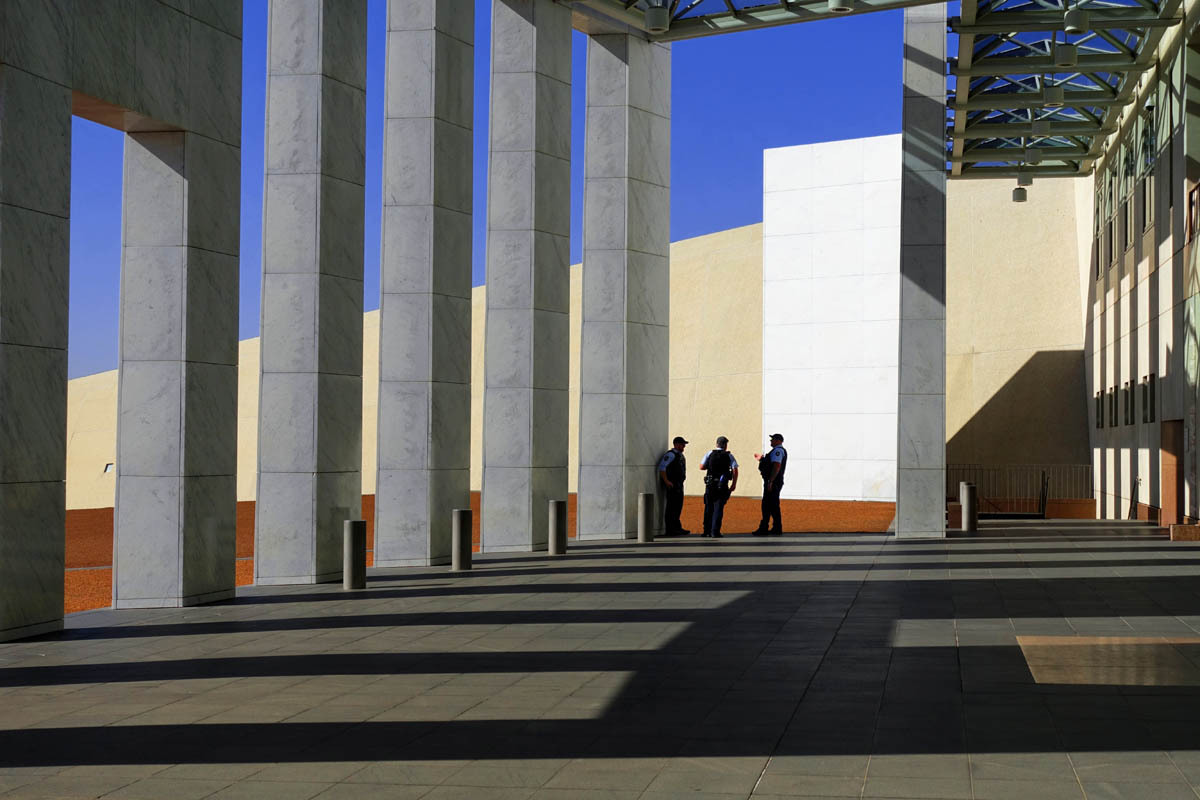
[115,131,240,607]
[0,65,71,641]
[256,0,366,583]
[895,4,947,538]
[481,0,572,552]
[375,0,473,567]
[577,34,671,540]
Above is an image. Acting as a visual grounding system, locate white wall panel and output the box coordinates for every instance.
[763,134,901,502]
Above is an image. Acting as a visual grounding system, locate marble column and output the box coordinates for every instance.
[0,65,71,641]
[374,0,473,567]
[577,34,671,540]
[895,3,947,539]
[257,0,366,584]
[482,0,572,552]
[115,132,239,607]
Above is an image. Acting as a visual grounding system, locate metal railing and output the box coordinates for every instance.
[947,464,1094,515]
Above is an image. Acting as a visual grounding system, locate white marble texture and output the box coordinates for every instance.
[256,0,366,583]
[895,4,947,538]
[115,131,239,609]
[577,33,671,540]
[762,134,902,502]
[481,0,571,552]
[1,1,245,639]
[374,0,472,569]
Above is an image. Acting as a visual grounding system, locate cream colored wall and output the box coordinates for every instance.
[65,371,117,510]
[68,225,760,508]
[669,224,764,496]
[945,177,1092,466]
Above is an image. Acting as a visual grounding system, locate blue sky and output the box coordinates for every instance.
[66,0,902,378]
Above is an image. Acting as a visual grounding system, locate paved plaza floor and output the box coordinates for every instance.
[5,522,1200,799]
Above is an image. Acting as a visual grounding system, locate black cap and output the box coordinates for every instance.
[770,433,784,441]
[673,436,688,445]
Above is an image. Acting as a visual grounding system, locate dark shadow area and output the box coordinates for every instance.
[947,350,1091,468]
[6,533,1200,769]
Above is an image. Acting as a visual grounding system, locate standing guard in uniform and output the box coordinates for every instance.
[700,436,738,538]
[753,433,787,536]
[657,436,689,537]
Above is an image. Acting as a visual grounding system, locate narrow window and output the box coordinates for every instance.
[1142,377,1149,423]
[1096,392,1104,428]
[1149,374,1157,422]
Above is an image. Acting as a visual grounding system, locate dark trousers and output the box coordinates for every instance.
[760,481,783,532]
[664,486,684,534]
[703,485,731,535]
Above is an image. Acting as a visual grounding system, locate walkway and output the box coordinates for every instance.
[4,522,1200,799]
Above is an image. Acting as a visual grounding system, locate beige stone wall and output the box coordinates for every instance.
[668,224,765,496]
[65,371,117,510]
[945,177,1093,466]
[67,225,764,508]
[66,194,1094,510]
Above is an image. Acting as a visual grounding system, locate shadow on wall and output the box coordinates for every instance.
[948,349,1091,467]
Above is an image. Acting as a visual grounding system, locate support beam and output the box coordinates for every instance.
[953,54,1152,76]
[0,65,70,642]
[951,145,1092,161]
[256,0,366,584]
[950,10,1180,33]
[578,34,671,540]
[482,0,572,552]
[954,121,1109,137]
[374,0,474,567]
[896,3,947,539]
[115,131,239,608]
[951,92,1133,110]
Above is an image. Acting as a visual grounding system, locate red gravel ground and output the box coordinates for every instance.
[63,493,895,614]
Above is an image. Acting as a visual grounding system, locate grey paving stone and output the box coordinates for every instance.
[204,780,333,800]
[970,778,1086,799]
[1079,782,1200,800]
[861,775,973,798]
[100,777,233,799]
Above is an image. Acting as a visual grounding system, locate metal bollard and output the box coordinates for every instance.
[343,520,367,590]
[637,492,655,543]
[548,500,567,555]
[960,481,978,533]
[452,508,472,571]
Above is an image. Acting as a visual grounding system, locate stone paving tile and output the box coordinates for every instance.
[311,785,433,799]
[541,757,666,791]
[1079,781,1200,800]
[860,775,973,798]
[752,772,864,795]
[9,530,1200,797]
[970,778,1086,799]
[99,777,233,799]
[203,780,332,800]
[0,774,137,798]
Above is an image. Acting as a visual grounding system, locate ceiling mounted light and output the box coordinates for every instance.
[1025,147,1043,164]
[1064,7,1089,34]
[1031,119,1051,135]
[1017,171,1033,187]
[645,0,670,33]
[1013,186,1028,202]
[1043,85,1066,108]
[1053,43,1078,68]
[828,0,854,13]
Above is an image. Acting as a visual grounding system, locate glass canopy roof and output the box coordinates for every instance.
[564,0,1182,177]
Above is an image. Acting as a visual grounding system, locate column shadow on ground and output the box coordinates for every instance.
[4,533,1200,767]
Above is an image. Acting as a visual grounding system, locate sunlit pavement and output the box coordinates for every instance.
[3,521,1200,799]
